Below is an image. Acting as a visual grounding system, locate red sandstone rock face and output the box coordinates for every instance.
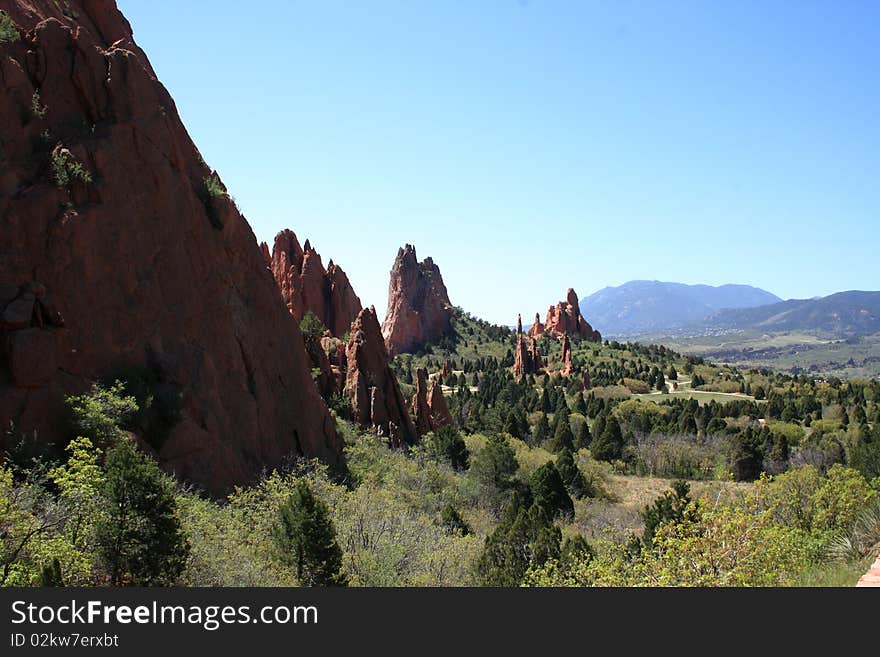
[543,288,602,341]
[344,307,417,446]
[427,378,452,430]
[410,367,451,435]
[0,0,343,494]
[561,335,572,377]
[269,229,362,337]
[381,244,454,356]
[513,314,543,381]
[527,312,545,338]
[411,368,433,435]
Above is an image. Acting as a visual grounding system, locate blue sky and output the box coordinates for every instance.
[118,0,879,325]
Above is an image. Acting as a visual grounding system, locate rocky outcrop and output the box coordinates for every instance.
[381,244,454,356]
[513,314,543,381]
[543,288,602,341]
[268,229,362,337]
[411,367,452,436]
[411,368,433,435]
[583,369,592,391]
[0,0,342,494]
[560,335,572,377]
[527,312,544,338]
[428,378,452,429]
[344,307,417,446]
[441,359,452,378]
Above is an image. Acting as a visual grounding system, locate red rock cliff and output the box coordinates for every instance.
[410,367,451,435]
[344,307,417,446]
[0,0,343,493]
[381,244,454,356]
[543,288,602,341]
[513,314,543,381]
[267,229,362,337]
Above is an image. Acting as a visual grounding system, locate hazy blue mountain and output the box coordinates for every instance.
[579,280,782,336]
[698,290,880,336]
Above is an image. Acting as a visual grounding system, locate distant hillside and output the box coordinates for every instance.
[698,290,880,336]
[579,280,781,336]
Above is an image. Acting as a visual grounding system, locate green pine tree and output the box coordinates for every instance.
[550,417,575,453]
[529,461,574,519]
[95,440,189,586]
[556,447,589,499]
[591,416,623,462]
[274,480,347,586]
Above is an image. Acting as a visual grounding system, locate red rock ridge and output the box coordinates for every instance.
[560,334,573,376]
[344,307,417,446]
[381,244,454,356]
[527,312,545,338]
[410,367,451,435]
[267,229,362,337]
[0,0,342,494]
[513,314,543,381]
[543,288,601,341]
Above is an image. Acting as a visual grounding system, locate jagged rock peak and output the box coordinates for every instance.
[381,244,454,356]
[345,307,417,446]
[543,287,602,341]
[269,228,362,337]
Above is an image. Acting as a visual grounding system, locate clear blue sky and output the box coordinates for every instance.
[118,0,879,325]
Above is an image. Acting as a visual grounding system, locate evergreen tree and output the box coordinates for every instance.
[591,416,624,462]
[529,462,574,519]
[274,480,347,586]
[560,535,594,570]
[729,426,764,481]
[426,426,470,471]
[503,410,522,439]
[550,416,575,453]
[532,413,552,446]
[440,503,472,536]
[574,420,592,450]
[592,413,606,442]
[95,440,189,586]
[574,394,588,416]
[476,491,561,586]
[849,426,880,480]
[641,480,694,547]
[540,387,552,413]
[556,448,589,499]
[471,434,520,505]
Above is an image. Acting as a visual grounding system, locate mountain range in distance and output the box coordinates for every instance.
[578,280,880,339]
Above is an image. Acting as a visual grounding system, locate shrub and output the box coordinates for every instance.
[51,148,92,188]
[0,11,20,44]
[31,91,47,118]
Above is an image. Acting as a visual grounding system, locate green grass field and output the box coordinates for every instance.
[658,330,880,379]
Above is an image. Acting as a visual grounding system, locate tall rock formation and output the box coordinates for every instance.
[560,335,573,377]
[344,307,417,446]
[428,378,453,429]
[267,229,362,337]
[527,312,545,338]
[0,0,342,494]
[544,288,602,341]
[381,244,454,356]
[513,314,543,381]
[410,367,451,436]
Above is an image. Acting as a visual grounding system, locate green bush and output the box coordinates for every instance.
[51,148,92,188]
[0,11,20,44]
